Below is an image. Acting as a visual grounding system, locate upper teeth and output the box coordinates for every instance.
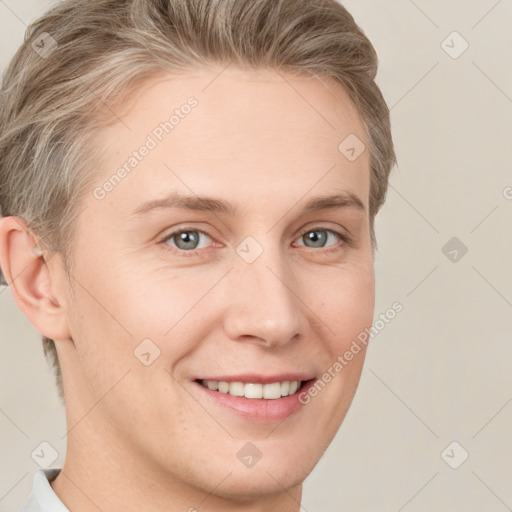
[201,380,301,399]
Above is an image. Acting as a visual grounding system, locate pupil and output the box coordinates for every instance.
[306,230,326,248]
[178,231,198,249]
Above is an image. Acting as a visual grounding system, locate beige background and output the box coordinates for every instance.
[1,1,511,510]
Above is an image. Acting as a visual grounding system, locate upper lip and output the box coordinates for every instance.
[195,373,316,384]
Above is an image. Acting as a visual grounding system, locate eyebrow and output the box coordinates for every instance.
[130,190,365,217]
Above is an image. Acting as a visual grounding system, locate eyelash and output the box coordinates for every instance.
[159,225,352,258]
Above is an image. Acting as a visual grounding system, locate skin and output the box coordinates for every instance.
[0,66,374,511]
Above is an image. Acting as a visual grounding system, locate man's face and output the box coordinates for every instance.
[56,67,374,498]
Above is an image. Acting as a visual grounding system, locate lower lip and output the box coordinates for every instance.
[193,380,316,422]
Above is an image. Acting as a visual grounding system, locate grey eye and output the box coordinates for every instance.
[300,229,335,249]
[165,230,210,251]
[299,227,347,249]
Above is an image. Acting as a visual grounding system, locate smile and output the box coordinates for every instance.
[199,379,303,399]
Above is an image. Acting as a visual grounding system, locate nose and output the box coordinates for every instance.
[222,243,305,349]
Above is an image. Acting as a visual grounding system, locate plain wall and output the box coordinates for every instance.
[1,1,511,510]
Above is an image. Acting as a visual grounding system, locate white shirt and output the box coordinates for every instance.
[20,468,69,512]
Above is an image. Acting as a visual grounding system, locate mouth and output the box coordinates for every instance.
[192,375,317,422]
[197,379,306,399]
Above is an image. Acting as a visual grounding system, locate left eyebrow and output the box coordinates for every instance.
[129,190,366,217]
[302,192,365,214]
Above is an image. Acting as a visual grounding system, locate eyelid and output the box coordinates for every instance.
[293,224,352,249]
[296,223,350,240]
[159,226,217,256]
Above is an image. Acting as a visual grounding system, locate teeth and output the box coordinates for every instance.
[201,379,303,399]
[263,382,281,399]
[245,383,263,399]
[218,381,229,393]
[229,382,245,396]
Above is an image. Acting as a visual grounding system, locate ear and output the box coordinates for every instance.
[0,216,71,342]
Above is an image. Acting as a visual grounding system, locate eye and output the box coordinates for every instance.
[160,225,350,257]
[294,226,350,252]
[161,228,214,256]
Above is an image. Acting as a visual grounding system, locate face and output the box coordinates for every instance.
[55,67,374,500]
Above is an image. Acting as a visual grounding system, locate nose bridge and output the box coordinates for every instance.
[223,237,304,347]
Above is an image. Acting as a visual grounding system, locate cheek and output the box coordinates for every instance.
[66,270,213,408]
[65,286,134,400]
[62,262,155,395]
[310,262,375,348]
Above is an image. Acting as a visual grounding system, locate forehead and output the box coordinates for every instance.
[86,67,370,220]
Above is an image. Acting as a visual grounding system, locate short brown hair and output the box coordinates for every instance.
[0,0,396,403]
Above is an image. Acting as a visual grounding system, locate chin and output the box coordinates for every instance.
[210,465,308,501]
[223,446,318,497]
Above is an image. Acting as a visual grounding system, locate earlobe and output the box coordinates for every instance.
[0,216,71,342]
